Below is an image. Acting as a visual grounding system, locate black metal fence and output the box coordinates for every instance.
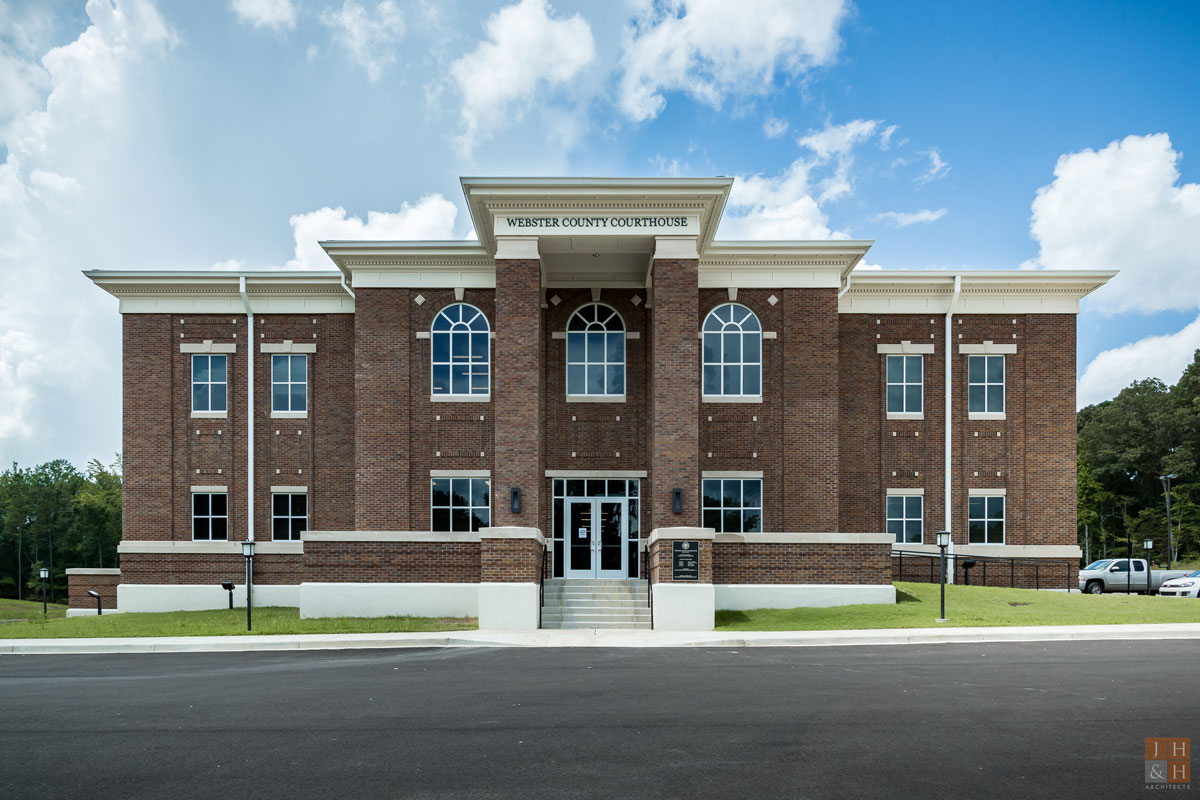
[893,549,1076,592]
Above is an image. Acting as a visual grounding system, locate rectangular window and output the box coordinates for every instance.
[967,355,1004,414]
[701,478,762,533]
[272,493,307,541]
[192,492,228,541]
[968,495,1005,544]
[886,355,923,414]
[272,354,307,412]
[886,494,923,544]
[192,354,228,412]
[431,477,490,532]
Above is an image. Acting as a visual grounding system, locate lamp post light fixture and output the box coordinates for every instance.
[1158,474,1179,569]
[936,530,951,623]
[221,581,235,610]
[39,567,49,616]
[87,589,102,615]
[1143,537,1154,596]
[242,540,255,632]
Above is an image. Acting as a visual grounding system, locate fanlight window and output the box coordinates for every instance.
[431,303,490,396]
[702,303,762,397]
[566,304,626,396]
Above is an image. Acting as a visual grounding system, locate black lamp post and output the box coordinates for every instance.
[936,530,951,623]
[1143,537,1154,595]
[87,589,102,615]
[39,567,49,616]
[1158,474,1178,569]
[242,541,255,632]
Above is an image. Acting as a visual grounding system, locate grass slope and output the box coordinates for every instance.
[0,606,476,639]
[714,581,1200,631]
[0,598,68,622]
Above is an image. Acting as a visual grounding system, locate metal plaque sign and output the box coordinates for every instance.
[672,540,699,581]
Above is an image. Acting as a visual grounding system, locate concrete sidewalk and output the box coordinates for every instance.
[3,622,1200,654]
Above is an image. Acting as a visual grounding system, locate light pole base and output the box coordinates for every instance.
[935,618,950,623]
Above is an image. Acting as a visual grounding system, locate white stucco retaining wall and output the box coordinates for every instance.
[117,584,300,613]
[478,583,540,630]
[651,583,715,631]
[299,582,478,619]
[715,584,896,610]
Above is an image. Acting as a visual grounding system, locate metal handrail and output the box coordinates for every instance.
[539,542,548,629]
[892,548,1075,592]
[646,548,654,629]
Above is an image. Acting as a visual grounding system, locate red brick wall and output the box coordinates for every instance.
[123,315,175,541]
[494,260,543,527]
[713,543,892,585]
[480,538,544,582]
[67,572,120,609]
[304,541,480,583]
[650,259,699,530]
[119,553,303,585]
[838,313,1078,548]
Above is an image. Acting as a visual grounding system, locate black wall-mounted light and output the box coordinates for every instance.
[672,488,683,514]
[510,487,521,514]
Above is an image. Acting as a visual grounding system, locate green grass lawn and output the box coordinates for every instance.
[0,606,477,639]
[714,581,1200,631]
[0,598,68,622]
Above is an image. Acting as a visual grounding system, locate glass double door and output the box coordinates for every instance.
[565,498,627,579]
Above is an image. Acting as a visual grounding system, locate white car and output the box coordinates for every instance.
[1157,570,1200,598]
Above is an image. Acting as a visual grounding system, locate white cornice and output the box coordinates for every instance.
[699,240,873,288]
[84,271,354,314]
[839,269,1117,314]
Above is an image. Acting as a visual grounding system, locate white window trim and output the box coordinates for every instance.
[701,302,764,400]
[431,469,490,478]
[270,485,308,493]
[967,493,1006,545]
[958,341,1018,354]
[191,410,228,420]
[430,303,491,400]
[966,353,1006,417]
[701,476,763,534]
[703,470,764,479]
[565,303,627,399]
[260,340,317,354]
[190,353,229,416]
[885,353,924,416]
[886,492,924,544]
[271,353,308,415]
[430,475,492,534]
[566,394,627,404]
[271,410,308,419]
[271,490,308,542]
[191,490,229,542]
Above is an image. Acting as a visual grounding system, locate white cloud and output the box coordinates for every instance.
[879,124,898,150]
[873,208,947,228]
[719,160,840,240]
[286,194,459,269]
[28,168,81,195]
[763,116,788,139]
[618,0,849,122]
[798,118,878,161]
[320,0,405,83]
[449,0,595,157]
[1077,314,1200,408]
[1030,133,1200,315]
[230,0,297,31]
[915,147,949,185]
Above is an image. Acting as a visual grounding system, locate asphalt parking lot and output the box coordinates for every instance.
[1,641,1195,799]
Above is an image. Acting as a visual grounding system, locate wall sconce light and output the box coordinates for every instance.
[672,488,683,514]
[510,487,521,513]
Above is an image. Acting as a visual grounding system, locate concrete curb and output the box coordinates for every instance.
[3,622,1200,655]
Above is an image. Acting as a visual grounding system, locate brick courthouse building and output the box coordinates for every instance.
[76,177,1113,629]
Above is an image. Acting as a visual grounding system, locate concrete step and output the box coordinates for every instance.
[542,591,647,602]
[541,608,652,619]
[544,598,650,609]
[541,620,654,630]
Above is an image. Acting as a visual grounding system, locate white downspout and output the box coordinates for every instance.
[240,277,255,543]
[944,275,961,580]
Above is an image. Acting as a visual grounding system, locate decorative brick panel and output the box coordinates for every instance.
[123,314,174,541]
[713,543,892,585]
[304,541,480,583]
[119,553,304,585]
[494,259,543,526]
[67,572,120,609]
[480,538,544,582]
[650,258,699,530]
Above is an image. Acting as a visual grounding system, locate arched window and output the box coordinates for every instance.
[431,303,490,396]
[566,303,625,396]
[702,303,761,397]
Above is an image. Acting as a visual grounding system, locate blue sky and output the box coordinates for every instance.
[2,0,1199,469]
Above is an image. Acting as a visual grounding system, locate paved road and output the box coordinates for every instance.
[1,641,1195,799]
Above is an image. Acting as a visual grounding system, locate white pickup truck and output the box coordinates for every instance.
[1078,559,1192,595]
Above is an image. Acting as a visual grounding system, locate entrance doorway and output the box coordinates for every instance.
[565,498,627,579]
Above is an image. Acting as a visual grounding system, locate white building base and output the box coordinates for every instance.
[118,583,300,612]
[651,583,715,631]
[66,607,128,617]
[478,583,540,630]
[299,582,478,619]
[715,583,896,610]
